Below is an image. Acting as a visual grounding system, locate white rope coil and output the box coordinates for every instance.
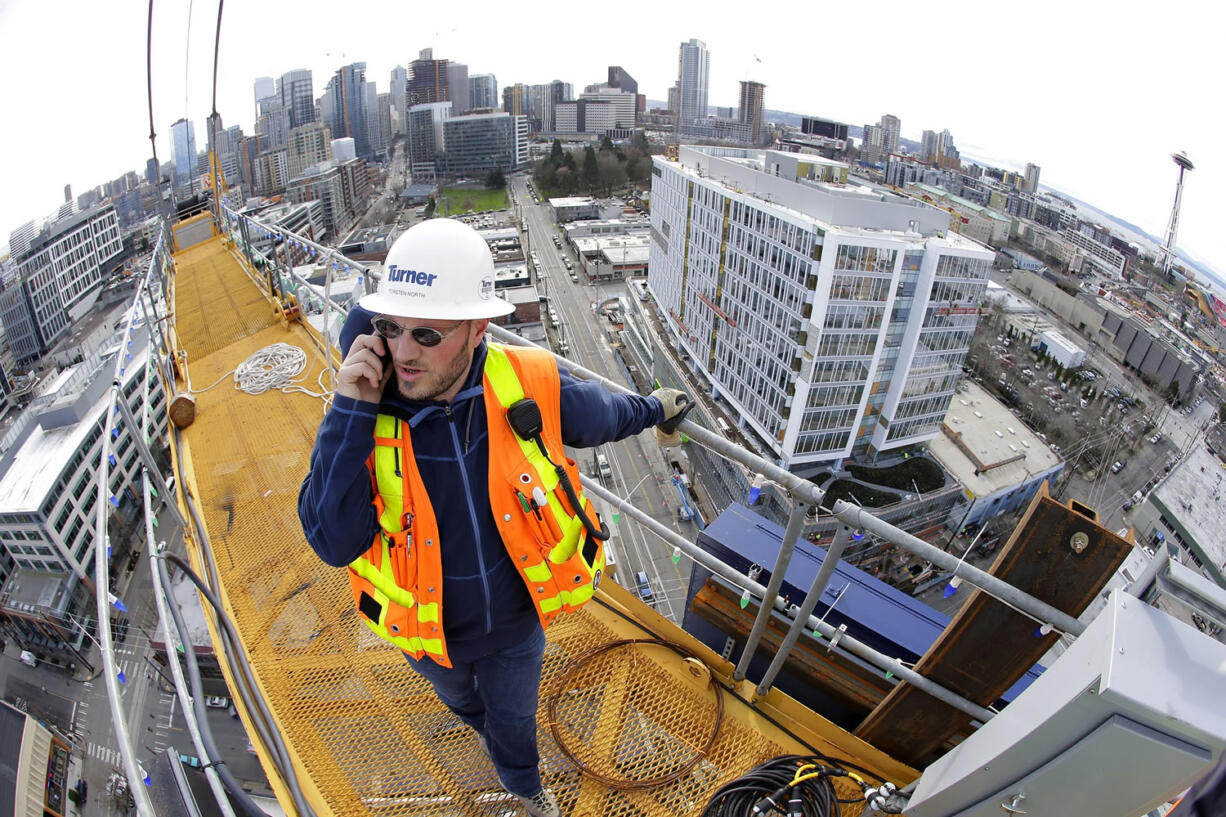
[233,343,308,395]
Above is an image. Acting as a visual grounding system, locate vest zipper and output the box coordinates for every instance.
[444,404,495,635]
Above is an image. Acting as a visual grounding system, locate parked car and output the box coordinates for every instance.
[205,696,228,709]
[179,754,202,768]
[1111,460,1126,474]
[634,570,654,602]
[596,453,612,481]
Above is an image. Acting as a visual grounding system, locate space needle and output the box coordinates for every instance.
[1159,151,1194,276]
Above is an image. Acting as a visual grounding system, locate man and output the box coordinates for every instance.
[299,218,690,817]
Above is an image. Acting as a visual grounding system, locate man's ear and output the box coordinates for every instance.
[469,318,490,349]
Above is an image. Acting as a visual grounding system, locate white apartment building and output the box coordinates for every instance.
[2,207,123,364]
[0,331,167,584]
[1062,228,1127,278]
[579,86,637,129]
[648,146,994,470]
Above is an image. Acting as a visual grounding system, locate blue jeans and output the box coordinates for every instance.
[405,626,546,797]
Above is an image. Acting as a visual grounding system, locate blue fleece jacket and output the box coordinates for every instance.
[298,307,663,662]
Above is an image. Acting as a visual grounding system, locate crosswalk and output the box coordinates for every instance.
[151,690,176,753]
[86,742,124,767]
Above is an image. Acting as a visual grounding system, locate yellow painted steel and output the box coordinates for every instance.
[169,232,912,816]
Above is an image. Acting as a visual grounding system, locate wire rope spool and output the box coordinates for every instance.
[168,392,197,428]
[546,637,725,791]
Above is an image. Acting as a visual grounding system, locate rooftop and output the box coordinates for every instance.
[1150,439,1226,581]
[929,380,1062,498]
[0,340,150,514]
[548,196,599,208]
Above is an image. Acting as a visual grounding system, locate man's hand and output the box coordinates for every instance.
[652,388,693,447]
[335,333,391,403]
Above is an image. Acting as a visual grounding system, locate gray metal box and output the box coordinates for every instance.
[906,590,1226,817]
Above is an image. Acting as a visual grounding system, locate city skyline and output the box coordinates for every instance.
[0,0,1220,284]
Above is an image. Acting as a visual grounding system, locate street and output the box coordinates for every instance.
[511,175,695,622]
[0,504,271,813]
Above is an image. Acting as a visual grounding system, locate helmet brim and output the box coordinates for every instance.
[358,290,516,320]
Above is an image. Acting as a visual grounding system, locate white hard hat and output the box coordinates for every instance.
[359,218,514,320]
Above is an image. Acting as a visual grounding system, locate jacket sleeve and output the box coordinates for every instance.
[557,365,664,448]
[298,394,381,567]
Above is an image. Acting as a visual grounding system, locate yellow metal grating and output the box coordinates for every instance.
[169,233,904,816]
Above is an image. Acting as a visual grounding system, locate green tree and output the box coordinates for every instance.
[632,130,650,153]
[582,146,599,191]
[423,197,436,218]
[550,139,565,164]
[596,153,627,196]
[486,167,506,189]
[600,134,615,153]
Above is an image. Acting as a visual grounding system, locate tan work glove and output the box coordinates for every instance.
[652,388,693,447]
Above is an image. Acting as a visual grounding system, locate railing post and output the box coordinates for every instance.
[755,523,852,698]
[734,499,808,682]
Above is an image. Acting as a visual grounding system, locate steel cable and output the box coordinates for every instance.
[546,637,724,791]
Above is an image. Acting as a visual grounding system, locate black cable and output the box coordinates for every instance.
[701,754,901,817]
[209,0,224,118]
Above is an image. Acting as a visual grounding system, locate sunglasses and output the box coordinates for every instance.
[371,316,464,347]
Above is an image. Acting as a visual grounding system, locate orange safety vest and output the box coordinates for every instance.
[346,342,604,667]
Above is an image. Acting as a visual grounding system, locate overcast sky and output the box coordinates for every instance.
[2,0,1221,282]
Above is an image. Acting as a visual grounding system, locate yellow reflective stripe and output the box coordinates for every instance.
[373,414,404,531]
[365,621,442,657]
[569,585,594,605]
[539,595,564,613]
[416,602,439,624]
[524,561,553,583]
[484,345,560,493]
[350,555,416,609]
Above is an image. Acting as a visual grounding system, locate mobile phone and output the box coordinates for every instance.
[373,331,391,375]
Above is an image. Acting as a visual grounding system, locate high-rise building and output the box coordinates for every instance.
[938,129,957,159]
[879,114,901,155]
[286,122,333,179]
[442,112,527,177]
[170,118,197,185]
[448,61,469,116]
[469,74,498,110]
[667,84,680,116]
[377,92,393,152]
[647,146,994,468]
[253,76,275,120]
[579,85,636,129]
[1,207,123,364]
[608,66,638,98]
[0,331,166,585]
[738,80,766,144]
[146,157,159,185]
[407,101,452,181]
[322,63,371,159]
[408,49,449,107]
[502,83,527,116]
[364,83,385,154]
[860,123,886,165]
[677,39,710,125]
[391,66,409,134]
[256,105,291,150]
[278,69,315,129]
[1024,162,1041,194]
